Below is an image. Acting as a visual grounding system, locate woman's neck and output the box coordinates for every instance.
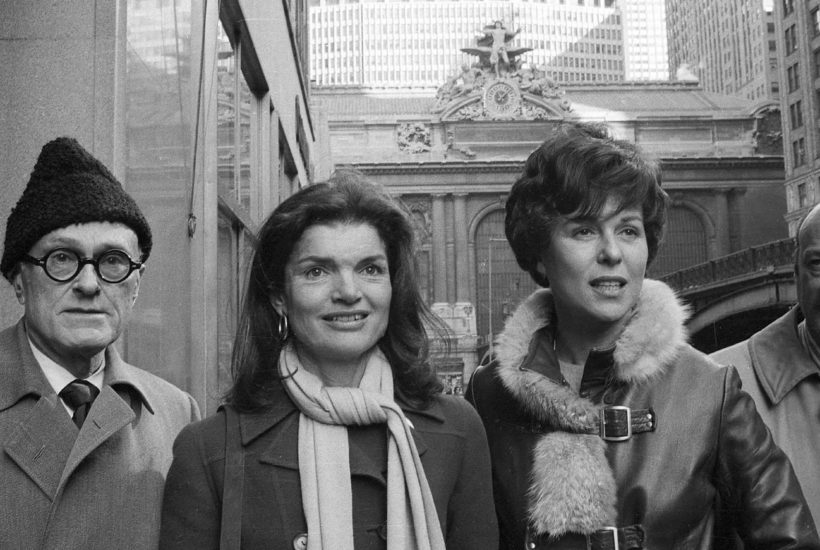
[295,347,368,387]
[554,317,625,365]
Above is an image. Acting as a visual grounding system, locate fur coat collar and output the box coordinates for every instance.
[493,279,689,537]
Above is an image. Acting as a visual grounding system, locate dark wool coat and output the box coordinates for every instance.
[159,380,499,550]
[467,280,819,550]
[0,321,200,550]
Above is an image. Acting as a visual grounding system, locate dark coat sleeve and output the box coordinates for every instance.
[159,416,223,550]
[443,397,500,550]
[716,367,820,549]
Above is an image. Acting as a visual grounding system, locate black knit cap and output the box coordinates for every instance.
[1,137,153,281]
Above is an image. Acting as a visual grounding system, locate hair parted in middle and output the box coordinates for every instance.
[226,169,446,412]
[505,121,669,288]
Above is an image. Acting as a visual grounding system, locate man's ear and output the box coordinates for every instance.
[11,269,26,305]
[131,265,145,304]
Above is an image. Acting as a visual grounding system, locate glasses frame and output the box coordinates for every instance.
[22,248,144,284]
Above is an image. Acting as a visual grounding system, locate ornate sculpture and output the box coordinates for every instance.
[462,21,531,78]
[432,21,572,120]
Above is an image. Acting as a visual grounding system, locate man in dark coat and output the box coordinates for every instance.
[0,137,200,549]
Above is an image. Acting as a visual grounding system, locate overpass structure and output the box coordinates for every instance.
[660,238,797,353]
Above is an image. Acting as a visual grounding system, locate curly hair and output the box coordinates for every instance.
[226,170,445,412]
[505,121,669,287]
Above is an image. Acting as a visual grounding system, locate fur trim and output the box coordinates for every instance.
[495,279,689,536]
[529,433,616,537]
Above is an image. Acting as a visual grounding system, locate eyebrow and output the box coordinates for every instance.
[293,253,388,265]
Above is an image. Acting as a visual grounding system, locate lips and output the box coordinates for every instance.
[590,277,627,295]
[323,312,368,322]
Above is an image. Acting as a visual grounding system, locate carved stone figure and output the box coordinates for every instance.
[462,20,531,78]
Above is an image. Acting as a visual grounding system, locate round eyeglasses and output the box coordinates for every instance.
[22,248,143,284]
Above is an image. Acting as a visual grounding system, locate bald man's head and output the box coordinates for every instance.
[795,203,820,342]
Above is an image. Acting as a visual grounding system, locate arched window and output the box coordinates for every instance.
[474,209,538,344]
[650,205,708,276]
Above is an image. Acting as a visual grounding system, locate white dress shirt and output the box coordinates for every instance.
[28,337,105,417]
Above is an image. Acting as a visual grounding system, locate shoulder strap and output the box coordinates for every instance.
[220,405,244,550]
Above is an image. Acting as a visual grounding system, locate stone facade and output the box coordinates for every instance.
[313,70,787,390]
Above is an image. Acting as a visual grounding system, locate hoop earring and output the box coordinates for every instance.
[277,314,289,341]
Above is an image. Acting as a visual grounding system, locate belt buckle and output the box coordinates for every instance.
[600,406,631,442]
[587,526,619,550]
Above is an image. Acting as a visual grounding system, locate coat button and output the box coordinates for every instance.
[292,533,308,550]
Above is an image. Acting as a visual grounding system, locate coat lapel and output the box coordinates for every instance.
[60,385,135,485]
[1,322,77,500]
[4,394,78,500]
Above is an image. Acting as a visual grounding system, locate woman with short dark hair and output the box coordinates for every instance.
[468,121,818,549]
[160,173,498,550]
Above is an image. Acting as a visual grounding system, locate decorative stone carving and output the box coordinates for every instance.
[444,130,477,159]
[397,122,432,153]
[432,21,572,120]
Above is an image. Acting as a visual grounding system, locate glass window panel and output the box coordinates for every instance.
[123,0,195,392]
[216,23,254,212]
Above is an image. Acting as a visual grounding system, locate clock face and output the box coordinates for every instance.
[484,81,520,118]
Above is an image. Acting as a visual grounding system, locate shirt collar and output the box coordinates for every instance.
[28,335,105,395]
[28,334,106,417]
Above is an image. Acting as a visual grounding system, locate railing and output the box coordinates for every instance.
[659,238,796,292]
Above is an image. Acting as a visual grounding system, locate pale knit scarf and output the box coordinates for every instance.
[278,344,446,550]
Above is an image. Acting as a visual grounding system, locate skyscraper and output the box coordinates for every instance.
[666,0,777,101]
[309,0,668,89]
[621,0,669,81]
[773,0,820,233]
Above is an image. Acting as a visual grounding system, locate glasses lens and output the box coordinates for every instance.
[98,251,132,282]
[44,249,80,281]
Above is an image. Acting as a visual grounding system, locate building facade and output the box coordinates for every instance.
[773,0,820,233]
[666,0,778,102]
[0,0,329,414]
[314,57,786,390]
[309,0,669,90]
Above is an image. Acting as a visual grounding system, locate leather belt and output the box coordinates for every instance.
[582,406,656,441]
[587,525,645,550]
[525,525,645,550]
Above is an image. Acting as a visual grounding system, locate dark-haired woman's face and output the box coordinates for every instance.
[272,222,392,383]
[541,198,647,337]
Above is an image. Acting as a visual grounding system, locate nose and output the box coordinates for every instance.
[72,263,102,295]
[332,270,362,303]
[597,232,623,265]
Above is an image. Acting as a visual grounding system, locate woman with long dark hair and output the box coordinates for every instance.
[160,173,498,550]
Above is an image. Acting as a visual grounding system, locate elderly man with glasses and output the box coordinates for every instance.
[0,137,200,549]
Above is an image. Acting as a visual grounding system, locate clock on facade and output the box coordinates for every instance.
[483,80,521,118]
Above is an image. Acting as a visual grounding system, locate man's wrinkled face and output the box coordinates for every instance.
[12,222,144,367]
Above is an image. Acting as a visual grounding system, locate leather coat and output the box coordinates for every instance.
[467,280,819,550]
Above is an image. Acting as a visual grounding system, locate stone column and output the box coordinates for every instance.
[432,194,447,303]
[454,194,470,302]
[713,190,731,257]
[445,197,456,303]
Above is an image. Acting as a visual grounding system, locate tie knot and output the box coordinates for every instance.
[59,379,100,409]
